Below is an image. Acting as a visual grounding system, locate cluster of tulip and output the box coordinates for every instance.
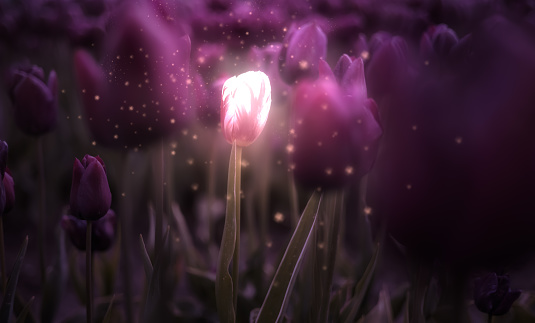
[1,0,535,322]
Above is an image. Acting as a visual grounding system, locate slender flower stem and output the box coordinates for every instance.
[86,220,93,323]
[119,152,135,323]
[232,145,243,311]
[0,217,6,291]
[37,137,46,285]
[152,140,165,260]
[488,314,493,323]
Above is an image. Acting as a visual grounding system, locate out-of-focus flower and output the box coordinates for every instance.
[70,155,111,221]
[248,43,290,103]
[366,16,535,267]
[61,209,117,252]
[0,141,7,214]
[279,22,327,85]
[74,2,191,149]
[7,65,58,136]
[474,273,520,316]
[366,34,408,100]
[291,57,382,189]
[420,24,459,66]
[220,71,271,147]
[3,168,14,214]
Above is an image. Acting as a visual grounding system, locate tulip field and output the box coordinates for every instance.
[1,0,535,322]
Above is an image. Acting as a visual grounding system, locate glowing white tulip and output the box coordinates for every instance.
[220,71,271,146]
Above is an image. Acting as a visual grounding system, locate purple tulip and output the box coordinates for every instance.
[366,34,408,101]
[61,209,117,252]
[279,22,327,85]
[7,65,58,136]
[420,24,459,67]
[291,57,382,189]
[74,2,191,149]
[70,155,111,221]
[474,273,520,316]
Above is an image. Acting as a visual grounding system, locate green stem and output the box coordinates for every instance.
[0,217,6,291]
[488,313,492,323]
[86,220,93,323]
[232,145,243,311]
[119,151,136,323]
[289,174,299,231]
[37,137,47,285]
[152,140,165,261]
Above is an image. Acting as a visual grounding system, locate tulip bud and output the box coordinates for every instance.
[7,65,58,136]
[279,22,327,84]
[366,35,408,100]
[61,209,117,252]
[420,24,458,65]
[74,2,191,149]
[3,168,15,214]
[70,155,111,221]
[220,71,271,147]
[291,73,382,189]
[474,273,520,316]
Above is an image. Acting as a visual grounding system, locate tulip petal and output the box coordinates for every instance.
[76,160,111,220]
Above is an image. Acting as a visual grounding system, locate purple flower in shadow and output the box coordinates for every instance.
[70,155,111,221]
[61,209,117,252]
[474,273,521,316]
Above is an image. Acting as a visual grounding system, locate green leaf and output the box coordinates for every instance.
[171,202,202,268]
[0,236,28,323]
[142,226,170,323]
[360,285,393,323]
[255,191,322,323]
[41,228,67,323]
[342,244,381,323]
[15,296,35,323]
[216,142,239,323]
[138,234,153,282]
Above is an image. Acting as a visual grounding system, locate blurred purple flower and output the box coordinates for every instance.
[366,34,409,100]
[74,2,191,149]
[61,209,117,252]
[420,24,459,67]
[291,57,382,189]
[70,155,111,221]
[7,65,58,136]
[366,16,535,267]
[279,22,327,85]
[474,273,520,316]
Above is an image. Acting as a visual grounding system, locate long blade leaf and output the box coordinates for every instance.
[256,191,322,323]
[342,244,381,323]
[0,236,28,323]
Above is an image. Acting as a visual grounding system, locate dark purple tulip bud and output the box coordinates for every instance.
[366,35,408,100]
[279,22,327,85]
[61,209,117,252]
[7,65,58,136]
[74,2,191,149]
[70,155,111,221]
[291,69,382,189]
[420,24,459,65]
[3,168,15,214]
[474,273,520,316]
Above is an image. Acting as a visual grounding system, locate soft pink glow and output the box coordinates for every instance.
[220,71,271,147]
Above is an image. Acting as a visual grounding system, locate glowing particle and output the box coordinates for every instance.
[274,212,284,223]
[345,166,354,175]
